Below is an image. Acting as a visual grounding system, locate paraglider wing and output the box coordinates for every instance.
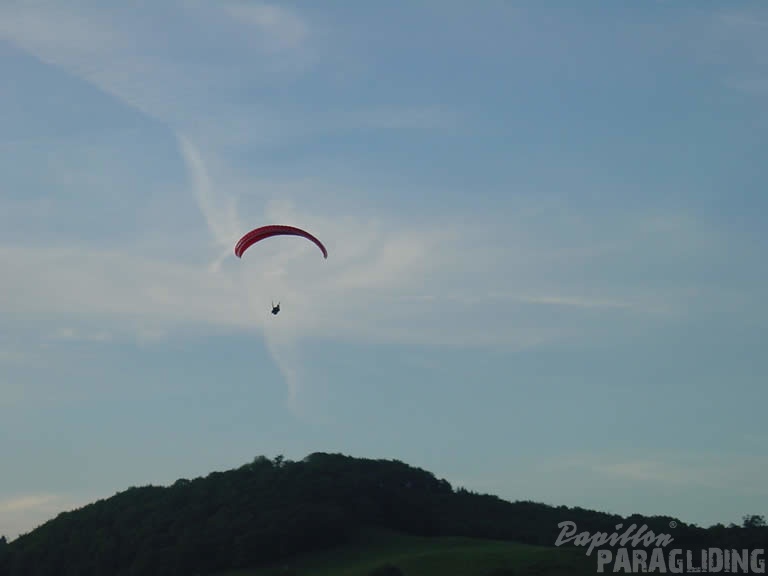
[234,225,328,259]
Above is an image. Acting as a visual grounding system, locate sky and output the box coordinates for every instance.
[1,0,767,541]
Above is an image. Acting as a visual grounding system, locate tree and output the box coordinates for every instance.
[742,515,766,528]
[368,563,405,576]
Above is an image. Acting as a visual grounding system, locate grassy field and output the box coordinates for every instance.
[219,528,596,576]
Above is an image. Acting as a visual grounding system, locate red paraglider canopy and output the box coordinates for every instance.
[234,225,328,259]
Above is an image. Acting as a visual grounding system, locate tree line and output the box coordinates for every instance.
[0,453,764,575]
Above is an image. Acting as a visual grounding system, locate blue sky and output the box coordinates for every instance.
[1,1,767,540]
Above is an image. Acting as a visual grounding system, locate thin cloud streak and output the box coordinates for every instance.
[0,245,251,332]
[0,1,312,129]
[178,133,244,273]
[0,493,88,541]
[0,1,458,149]
[0,494,59,514]
[46,328,112,342]
[552,451,768,495]
[1,123,696,410]
[222,1,309,53]
[0,0,722,409]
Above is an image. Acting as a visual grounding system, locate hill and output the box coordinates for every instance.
[219,528,596,576]
[0,453,764,575]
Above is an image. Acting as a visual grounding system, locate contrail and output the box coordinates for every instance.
[178,132,309,413]
[177,133,243,252]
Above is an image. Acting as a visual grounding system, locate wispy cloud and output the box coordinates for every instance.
[263,331,306,417]
[46,328,112,342]
[491,294,640,310]
[0,1,458,150]
[0,493,86,541]
[0,4,117,71]
[450,449,768,528]
[0,1,314,129]
[716,8,768,30]
[0,136,702,405]
[0,1,718,412]
[0,349,28,365]
[594,459,699,486]
[327,106,460,131]
[553,451,768,495]
[0,494,59,514]
[0,245,250,336]
[678,5,768,96]
[398,291,664,313]
[222,1,309,53]
[714,8,768,94]
[171,138,700,404]
[178,133,244,270]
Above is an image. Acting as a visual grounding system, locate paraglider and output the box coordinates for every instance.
[234,224,328,260]
[234,224,327,315]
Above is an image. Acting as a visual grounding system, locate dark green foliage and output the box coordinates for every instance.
[743,514,766,528]
[368,563,405,576]
[0,453,764,576]
[267,568,298,576]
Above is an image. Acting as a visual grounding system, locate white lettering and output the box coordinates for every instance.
[615,548,632,573]
[669,549,683,573]
[554,520,674,556]
[648,548,666,572]
[709,548,724,572]
[752,550,765,574]
[554,520,763,574]
[686,549,702,573]
[596,549,612,573]
[632,549,648,573]
[554,521,577,546]
[734,549,749,572]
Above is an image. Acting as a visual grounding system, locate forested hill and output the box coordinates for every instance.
[0,453,764,575]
